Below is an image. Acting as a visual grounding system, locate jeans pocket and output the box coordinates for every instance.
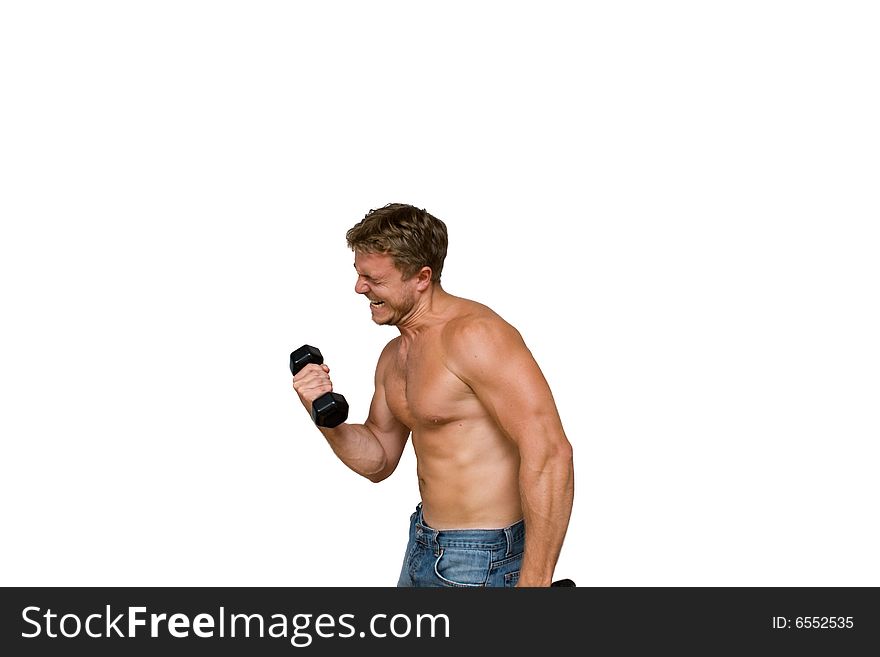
[433,548,491,587]
[504,570,520,587]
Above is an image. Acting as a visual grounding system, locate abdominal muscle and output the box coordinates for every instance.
[413,416,523,530]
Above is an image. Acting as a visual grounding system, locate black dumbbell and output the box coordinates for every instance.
[551,579,576,587]
[290,345,349,428]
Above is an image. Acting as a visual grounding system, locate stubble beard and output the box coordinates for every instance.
[375,292,417,327]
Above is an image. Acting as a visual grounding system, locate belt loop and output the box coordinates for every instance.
[432,529,441,557]
[504,526,513,557]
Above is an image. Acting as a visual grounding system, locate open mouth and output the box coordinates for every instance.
[370,299,385,307]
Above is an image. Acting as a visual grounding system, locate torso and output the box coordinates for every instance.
[380,298,523,530]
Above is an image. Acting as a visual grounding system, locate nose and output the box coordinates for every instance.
[354,277,369,295]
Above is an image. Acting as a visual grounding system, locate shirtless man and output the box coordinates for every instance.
[292,203,574,587]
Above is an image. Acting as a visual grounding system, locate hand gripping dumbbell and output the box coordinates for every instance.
[290,345,349,428]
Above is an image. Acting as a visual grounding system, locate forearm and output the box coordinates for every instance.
[517,445,574,587]
[317,423,388,480]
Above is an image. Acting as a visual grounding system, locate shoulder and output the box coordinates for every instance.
[443,299,523,346]
[379,335,402,357]
[375,337,401,377]
[442,301,527,376]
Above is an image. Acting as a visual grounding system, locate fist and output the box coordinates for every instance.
[292,363,333,413]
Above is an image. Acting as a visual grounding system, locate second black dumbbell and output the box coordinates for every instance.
[290,345,349,428]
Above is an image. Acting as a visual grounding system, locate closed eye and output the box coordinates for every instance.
[354,267,384,284]
[354,265,375,281]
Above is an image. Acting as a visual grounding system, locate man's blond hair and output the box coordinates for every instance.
[346,203,448,282]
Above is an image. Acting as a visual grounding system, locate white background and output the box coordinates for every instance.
[1,1,878,587]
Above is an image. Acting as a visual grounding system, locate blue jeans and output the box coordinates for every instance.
[397,503,525,587]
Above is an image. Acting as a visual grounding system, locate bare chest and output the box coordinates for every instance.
[383,340,474,428]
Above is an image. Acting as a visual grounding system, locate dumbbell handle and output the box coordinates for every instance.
[290,344,349,428]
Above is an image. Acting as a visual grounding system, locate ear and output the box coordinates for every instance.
[415,266,433,292]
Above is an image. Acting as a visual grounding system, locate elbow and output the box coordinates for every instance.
[559,438,574,467]
[550,439,574,475]
[365,470,390,483]
[363,459,393,483]
[543,430,573,466]
[521,436,573,475]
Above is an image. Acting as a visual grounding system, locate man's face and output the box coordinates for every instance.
[353,252,418,326]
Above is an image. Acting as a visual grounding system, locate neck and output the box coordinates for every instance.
[396,283,450,339]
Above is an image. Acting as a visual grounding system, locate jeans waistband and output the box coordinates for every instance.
[413,504,525,557]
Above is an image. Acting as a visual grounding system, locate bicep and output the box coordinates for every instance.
[484,352,564,445]
[364,357,411,472]
[365,381,410,452]
[453,323,567,452]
